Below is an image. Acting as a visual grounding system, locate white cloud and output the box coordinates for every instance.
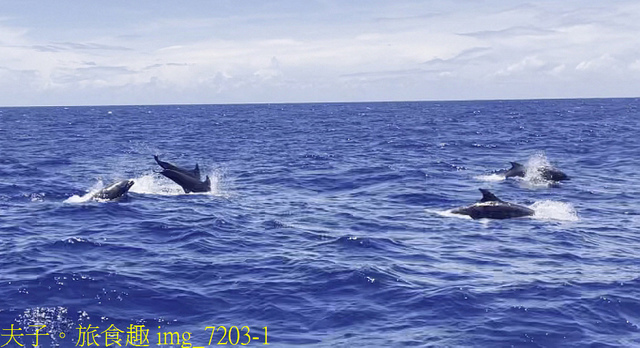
[575,54,617,71]
[1,1,640,105]
[495,56,547,77]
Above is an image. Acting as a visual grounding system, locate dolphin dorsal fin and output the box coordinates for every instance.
[204,175,210,185]
[510,162,524,170]
[479,189,501,202]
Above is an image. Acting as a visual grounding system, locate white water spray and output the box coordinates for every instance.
[530,200,579,221]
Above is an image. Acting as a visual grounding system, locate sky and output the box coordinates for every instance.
[0,0,639,106]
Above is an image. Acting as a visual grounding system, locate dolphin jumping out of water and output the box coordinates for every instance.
[451,189,534,219]
[501,162,569,181]
[159,169,211,193]
[154,155,200,179]
[92,179,135,201]
[154,155,210,193]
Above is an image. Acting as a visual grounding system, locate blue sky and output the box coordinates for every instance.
[0,1,639,106]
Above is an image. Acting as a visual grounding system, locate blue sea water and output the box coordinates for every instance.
[1,99,640,347]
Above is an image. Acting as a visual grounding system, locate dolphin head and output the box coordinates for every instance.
[93,179,135,200]
[123,179,135,191]
[109,179,135,195]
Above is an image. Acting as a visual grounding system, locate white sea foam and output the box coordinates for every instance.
[63,180,105,203]
[128,173,184,195]
[474,173,506,182]
[18,306,74,345]
[530,200,579,221]
[425,208,472,219]
[521,152,554,187]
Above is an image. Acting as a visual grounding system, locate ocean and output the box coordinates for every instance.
[1,99,639,347]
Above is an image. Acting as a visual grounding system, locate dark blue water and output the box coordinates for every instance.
[1,99,640,347]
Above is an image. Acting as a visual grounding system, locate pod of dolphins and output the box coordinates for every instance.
[451,161,569,220]
[92,156,568,221]
[89,155,210,201]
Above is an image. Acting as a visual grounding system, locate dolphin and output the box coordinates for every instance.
[451,189,534,219]
[501,162,569,181]
[503,162,526,178]
[538,167,569,181]
[154,155,200,179]
[92,179,135,201]
[159,169,211,193]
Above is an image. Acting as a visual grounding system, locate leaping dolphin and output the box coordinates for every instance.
[159,169,211,193]
[502,162,569,181]
[92,180,135,201]
[154,155,200,179]
[451,189,534,219]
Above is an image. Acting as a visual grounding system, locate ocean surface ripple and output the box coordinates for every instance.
[1,99,640,347]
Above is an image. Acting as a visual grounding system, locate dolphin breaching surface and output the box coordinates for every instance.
[451,189,535,220]
[91,179,135,201]
[154,155,211,193]
[2,2,640,347]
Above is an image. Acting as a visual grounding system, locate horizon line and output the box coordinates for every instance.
[0,95,638,109]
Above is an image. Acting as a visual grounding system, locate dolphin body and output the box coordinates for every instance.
[154,155,200,179]
[159,169,211,193]
[502,162,526,178]
[451,189,534,219]
[502,162,569,181]
[92,180,135,201]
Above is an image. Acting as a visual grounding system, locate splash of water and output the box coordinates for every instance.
[128,173,184,195]
[63,180,106,203]
[425,208,472,219]
[17,307,74,346]
[524,153,551,180]
[530,200,579,221]
[474,173,506,182]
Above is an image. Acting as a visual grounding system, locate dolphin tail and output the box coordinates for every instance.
[193,163,201,178]
[154,155,161,165]
[202,175,211,191]
[479,188,502,202]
